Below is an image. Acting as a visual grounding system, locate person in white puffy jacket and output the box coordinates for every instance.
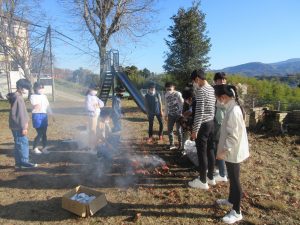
[214,84,249,224]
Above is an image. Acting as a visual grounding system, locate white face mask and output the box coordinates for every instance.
[38,89,44,95]
[22,89,29,95]
[149,89,155,95]
[90,90,98,96]
[217,100,225,106]
[193,82,199,89]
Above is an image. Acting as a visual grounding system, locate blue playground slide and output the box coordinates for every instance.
[114,71,146,113]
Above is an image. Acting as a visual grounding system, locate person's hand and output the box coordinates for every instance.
[216,149,228,160]
[164,116,168,122]
[191,132,197,140]
[22,129,28,136]
[160,111,164,117]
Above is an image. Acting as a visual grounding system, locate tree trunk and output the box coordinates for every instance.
[99,45,106,85]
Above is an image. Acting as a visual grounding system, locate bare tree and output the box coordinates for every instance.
[63,0,157,77]
[0,0,43,83]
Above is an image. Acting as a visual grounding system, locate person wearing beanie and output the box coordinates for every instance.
[7,79,38,169]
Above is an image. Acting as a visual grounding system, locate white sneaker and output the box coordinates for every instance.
[216,199,233,207]
[222,210,243,224]
[215,174,228,182]
[33,148,42,155]
[188,177,209,190]
[207,177,216,186]
[169,145,177,150]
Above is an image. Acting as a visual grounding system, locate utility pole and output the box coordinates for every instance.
[38,26,55,101]
[49,26,55,102]
[38,27,49,83]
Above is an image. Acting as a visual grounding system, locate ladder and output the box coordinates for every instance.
[98,71,114,105]
[98,49,119,105]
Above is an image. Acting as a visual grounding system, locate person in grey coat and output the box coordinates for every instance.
[7,79,38,169]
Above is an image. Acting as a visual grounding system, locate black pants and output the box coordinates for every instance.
[33,126,48,149]
[195,120,215,183]
[148,114,163,137]
[226,162,242,213]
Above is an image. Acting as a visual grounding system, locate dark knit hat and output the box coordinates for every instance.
[88,83,98,90]
[115,86,125,93]
[16,79,31,90]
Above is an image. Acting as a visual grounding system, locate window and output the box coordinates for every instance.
[10,61,19,71]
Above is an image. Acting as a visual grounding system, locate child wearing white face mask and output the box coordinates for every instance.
[214,84,249,224]
[145,83,163,143]
[85,84,104,151]
[30,82,53,155]
[164,82,184,150]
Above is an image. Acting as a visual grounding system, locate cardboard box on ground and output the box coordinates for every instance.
[62,185,107,217]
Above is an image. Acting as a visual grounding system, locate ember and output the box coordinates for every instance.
[127,154,169,175]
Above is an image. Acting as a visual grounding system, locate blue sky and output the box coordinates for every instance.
[39,0,300,74]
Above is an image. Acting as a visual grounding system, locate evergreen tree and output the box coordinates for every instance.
[163,1,211,88]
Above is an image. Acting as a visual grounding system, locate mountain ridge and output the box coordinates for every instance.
[215,58,300,76]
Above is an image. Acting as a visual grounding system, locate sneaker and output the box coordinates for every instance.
[207,177,216,186]
[33,148,42,155]
[222,210,243,224]
[19,162,38,169]
[216,199,233,207]
[42,147,50,154]
[169,145,177,150]
[215,174,228,182]
[147,137,153,144]
[188,177,209,190]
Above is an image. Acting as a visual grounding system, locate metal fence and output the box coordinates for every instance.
[251,99,300,111]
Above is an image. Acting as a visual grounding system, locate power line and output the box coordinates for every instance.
[53,36,99,59]
[52,29,99,55]
[1,13,101,60]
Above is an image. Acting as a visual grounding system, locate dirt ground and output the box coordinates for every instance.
[0,99,299,225]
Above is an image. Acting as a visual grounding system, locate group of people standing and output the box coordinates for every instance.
[7,79,125,170]
[7,69,249,224]
[144,69,249,224]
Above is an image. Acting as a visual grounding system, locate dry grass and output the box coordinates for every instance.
[0,99,299,225]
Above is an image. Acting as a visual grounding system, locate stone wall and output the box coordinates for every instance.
[248,107,300,133]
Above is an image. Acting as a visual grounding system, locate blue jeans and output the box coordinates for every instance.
[167,114,182,147]
[11,130,31,167]
[214,123,226,177]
